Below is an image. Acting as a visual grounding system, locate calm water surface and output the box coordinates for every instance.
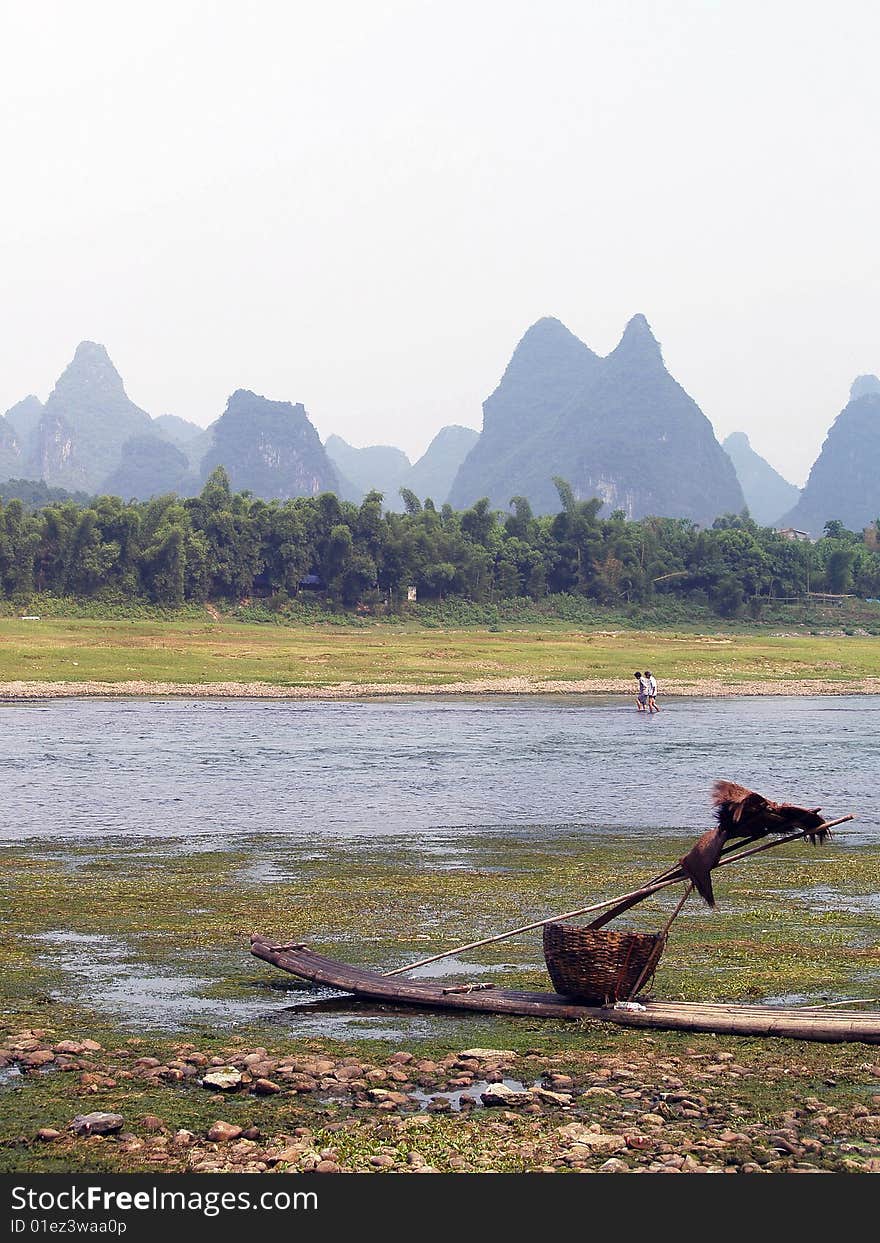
[0,695,877,845]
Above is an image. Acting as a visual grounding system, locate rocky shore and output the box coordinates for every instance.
[2,676,880,700]
[4,1026,880,1174]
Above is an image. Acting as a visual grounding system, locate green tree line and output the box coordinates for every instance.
[1,468,879,615]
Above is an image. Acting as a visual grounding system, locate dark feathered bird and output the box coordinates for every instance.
[680,781,828,907]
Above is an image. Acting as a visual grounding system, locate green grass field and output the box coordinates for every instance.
[0,617,878,687]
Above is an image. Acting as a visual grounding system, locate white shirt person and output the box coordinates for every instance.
[644,670,660,712]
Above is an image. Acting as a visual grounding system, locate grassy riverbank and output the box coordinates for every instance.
[1,617,880,693]
[2,830,879,1173]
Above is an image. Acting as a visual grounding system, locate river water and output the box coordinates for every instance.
[2,694,877,1036]
[1,695,878,845]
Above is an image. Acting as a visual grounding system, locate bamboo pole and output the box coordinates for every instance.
[791,997,880,1011]
[625,882,694,1001]
[381,814,854,978]
[589,834,755,930]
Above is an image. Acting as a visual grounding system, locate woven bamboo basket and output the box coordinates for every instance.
[542,922,664,1004]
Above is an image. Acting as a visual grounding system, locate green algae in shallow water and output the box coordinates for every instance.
[1,829,878,1042]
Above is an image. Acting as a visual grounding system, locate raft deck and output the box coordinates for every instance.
[250,936,880,1044]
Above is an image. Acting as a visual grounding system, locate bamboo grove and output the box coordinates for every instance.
[1,469,879,616]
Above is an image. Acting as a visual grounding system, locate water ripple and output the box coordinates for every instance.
[0,694,877,845]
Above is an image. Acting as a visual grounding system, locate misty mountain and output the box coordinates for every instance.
[404,425,479,504]
[722,432,799,527]
[1,396,45,481]
[0,478,92,509]
[179,424,215,476]
[201,390,341,500]
[30,342,153,492]
[324,427,480,507]
[103,434,194,500]
[448,314,744,523]
[324,435,411,504]
[780,379,880,536]
[153,413,204,450]
[850,374,880,401]
[448,318,600,512]
[0,413,24,481]
[151,412,210,484]
[2,346,345,504]
[4,395,44,451]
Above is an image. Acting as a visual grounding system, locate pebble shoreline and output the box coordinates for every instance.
[2,676,880,700]
[5,1026,880,1174]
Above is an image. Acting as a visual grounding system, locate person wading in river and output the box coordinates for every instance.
[645,669,659,713]
[634,671,648,711]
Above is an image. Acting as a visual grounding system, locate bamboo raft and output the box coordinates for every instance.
[250,938,880,1044]
[252,794,874,1043]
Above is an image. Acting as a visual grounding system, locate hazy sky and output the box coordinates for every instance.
[1,1,877,483]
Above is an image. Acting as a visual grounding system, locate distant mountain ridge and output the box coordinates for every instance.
[154,413,204,449]
[781,377,880,536]
[32,342,153,491]
[722,432,800,527]
[404,425,479,504]
[0,478,92,508]
[324,436,410,503]
[5,338,878,531]
[201,390,340,500]
[3,395,43,451]
[448,315,745,523]
[0,346,343,503]
[104,434,194,500]
[0,412,23,481]
[448,318,600,514]
[325,426,479,506]
[850,375,880,402]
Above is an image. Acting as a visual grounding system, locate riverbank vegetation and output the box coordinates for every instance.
[2,469,879,618]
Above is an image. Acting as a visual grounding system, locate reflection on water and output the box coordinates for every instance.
[31,931,283,1026]
[29,930,543,1035]
[407,1078,530,1111]
[786,885,880,914]
[269,999,478,1043]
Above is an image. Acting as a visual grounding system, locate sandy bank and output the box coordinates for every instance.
[2,676,880,700]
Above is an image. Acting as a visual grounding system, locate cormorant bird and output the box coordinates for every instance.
[680,781,829,907]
